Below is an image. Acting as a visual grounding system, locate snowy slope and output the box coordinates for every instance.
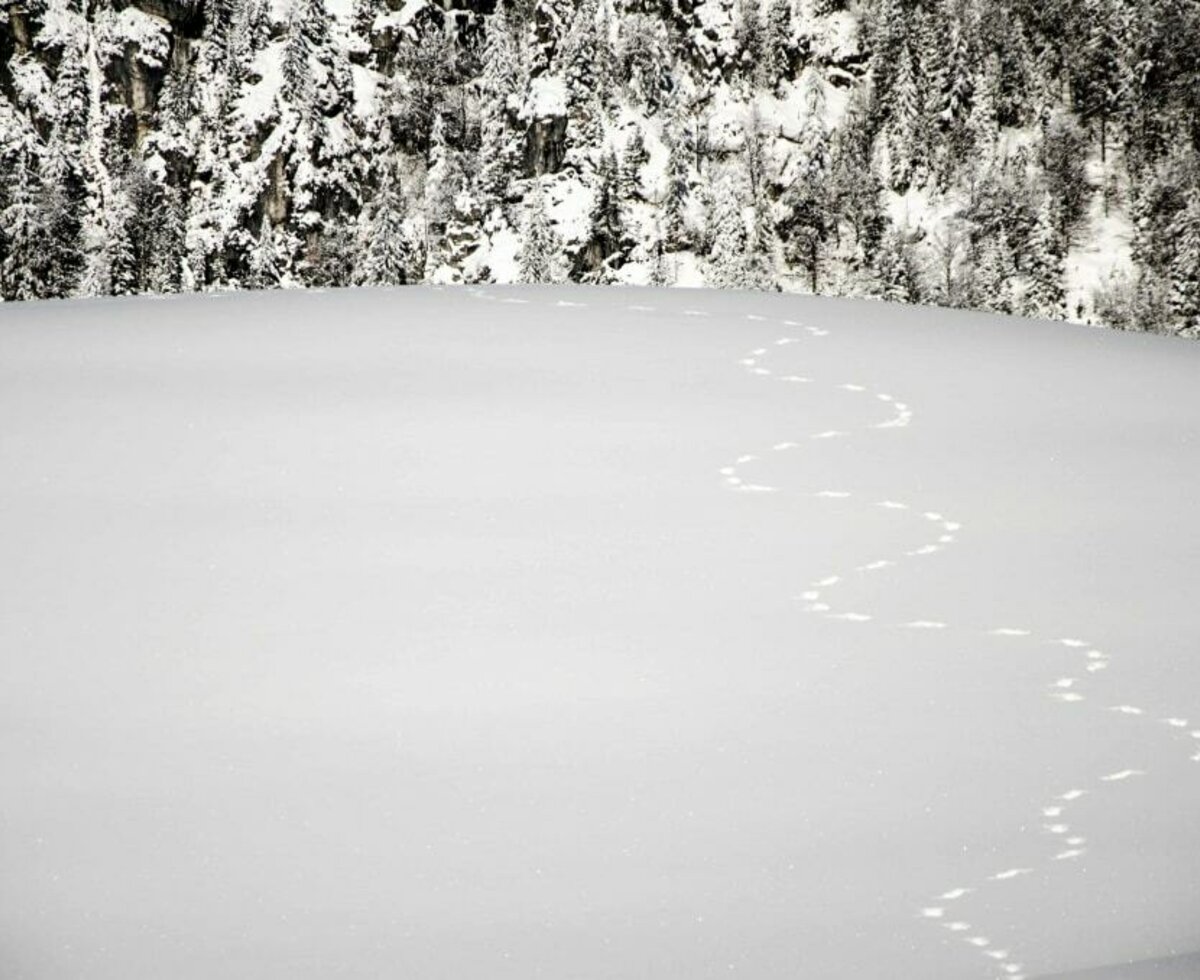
[2,287,1200,979]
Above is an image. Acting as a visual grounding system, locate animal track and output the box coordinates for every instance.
[714,304,1199,980]
[465,288,1197,979]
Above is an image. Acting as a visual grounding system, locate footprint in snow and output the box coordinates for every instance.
[989,868,1032,881]
[1043,806,1064,817]
[903,620,948,630]
[747,315,768,322]
[1100,769,1144,782]
[965,937,990,948]
[752,348,768,355]
[877,500,909,510]
[944,922,971,932]
[782,375,811,383]
[1052,692,1086,703]
[812,430,844,439]
[814,490,852,499]
[1058,638,1090,648]
[1163,718,1190,728]
[829,612,872,622]
[990,628,1031,637]
[814,576,840,587]
[1055,849,1087,860]
[556,300,586,308]
[773,442,799,451]
[841,383,867,392]
[940,888,972,900]
[908,545,942,556]
[627,305,656,312]
[859,560,894,571]
[1109,705,1145,716]
[1060,789,1087,801]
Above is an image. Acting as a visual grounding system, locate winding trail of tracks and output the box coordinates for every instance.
[465,285,1200,978]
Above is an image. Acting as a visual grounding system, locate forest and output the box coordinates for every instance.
[1,0,1199,334]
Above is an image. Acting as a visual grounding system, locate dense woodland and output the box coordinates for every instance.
[1,0,1199,333]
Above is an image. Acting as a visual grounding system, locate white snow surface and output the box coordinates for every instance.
[2,286,1199,979]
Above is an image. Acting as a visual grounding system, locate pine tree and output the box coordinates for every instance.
[795,69,830,178]
[519,180,561,284]
[885,43,922,192]
[1025,193,1068,320]
[874,226,923,304]
[361,162,412,286]
[764,0,793,91]
[478,3,522,201]
[661,105,692,250]
[1076,0,1125,163]
[0,150,47,302]
[968,53,1002,166]
[735,0,765,87]
[151,184,188,294]
[971,228,1017,314]
[246,217,283,290]
[584,148,625,273]
[620,127,649,202]
[648,216,675,287]
[1168,190,1200,333]
[707,168,752,290]
[744,108,776,288]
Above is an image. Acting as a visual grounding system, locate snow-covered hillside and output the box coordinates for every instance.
[2,286,1199,979]
[2,0,1199,335]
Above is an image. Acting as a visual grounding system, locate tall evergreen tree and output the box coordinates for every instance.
[519,180,562,283]
[361,161,412,286]
[1025,193,1068,319]
[1168,190,1200,333]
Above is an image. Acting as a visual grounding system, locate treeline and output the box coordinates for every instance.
[0,0,1198,335]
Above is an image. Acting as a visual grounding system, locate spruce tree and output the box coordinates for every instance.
[1168,190,1200,333]
[707,169,752,290]
[361,162,412,287]
[0,151,47,302]
[586,148,625,271]
[885,43,922,192]
[246,217,283,290]
[661,105,692,251]
[764,0,793,92]
[1025,193,1068,320]
[519,181,561,284]
[620,127,649,202]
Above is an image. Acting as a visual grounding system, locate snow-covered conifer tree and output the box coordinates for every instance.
[519,181,562,284]
[361,162,412,287]
[1025,193,1068,319]
[1168,190,1200,333]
